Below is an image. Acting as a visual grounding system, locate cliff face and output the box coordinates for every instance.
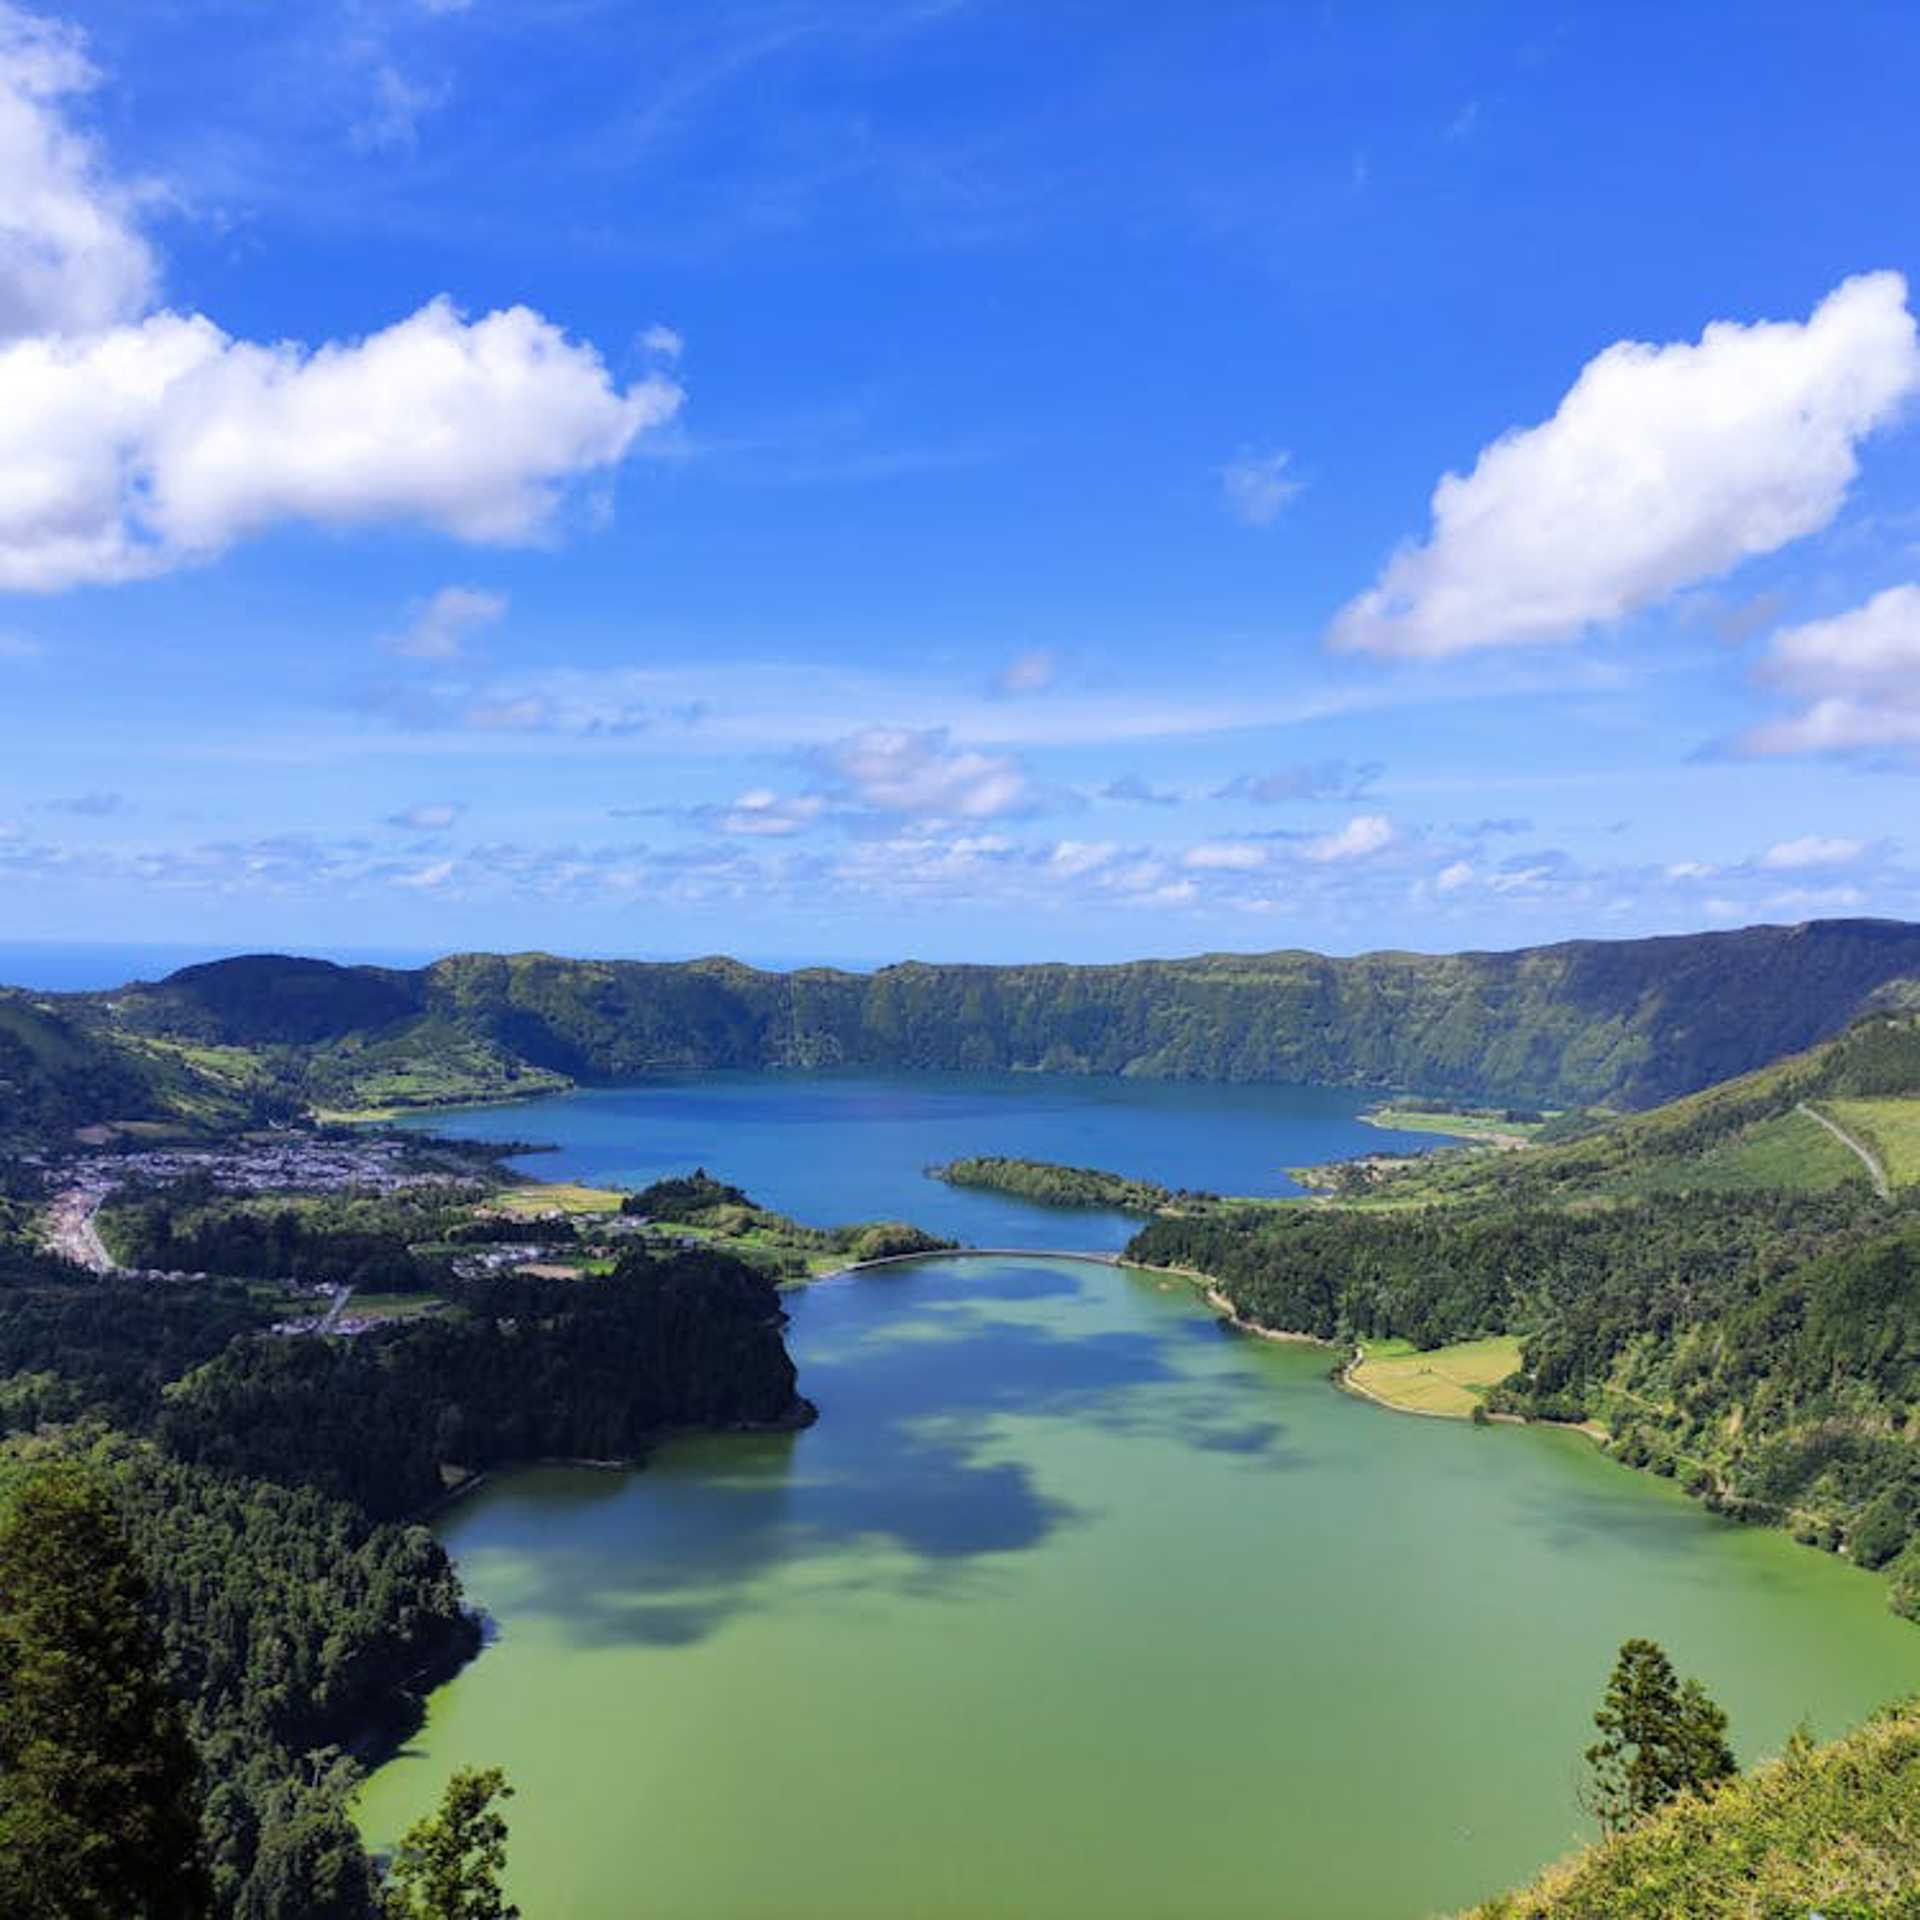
[36,916,1920,1122]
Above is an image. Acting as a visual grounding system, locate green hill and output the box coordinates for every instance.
[1466,1700,1920,1918]
[1128,1012,1920,1610]
[31,916,1920,1128]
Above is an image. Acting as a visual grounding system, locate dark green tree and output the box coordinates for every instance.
[382,1767,518,1920]
[0,1460,212,1917]
[1582,1636,1738,1833]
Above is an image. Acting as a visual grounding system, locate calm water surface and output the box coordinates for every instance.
[396,1070,1456,1249]
[359,1081,1920,1917]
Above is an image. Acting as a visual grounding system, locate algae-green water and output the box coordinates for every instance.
[358,1249,1920,1918]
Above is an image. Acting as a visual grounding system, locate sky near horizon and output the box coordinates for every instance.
[3,2,1920,966]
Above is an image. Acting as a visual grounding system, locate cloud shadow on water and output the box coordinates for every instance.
[474,1297,1192,1651]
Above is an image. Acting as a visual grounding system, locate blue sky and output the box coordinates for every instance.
[3,0,1920,966]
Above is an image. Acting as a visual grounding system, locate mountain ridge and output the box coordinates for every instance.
[8,915,1920,1133]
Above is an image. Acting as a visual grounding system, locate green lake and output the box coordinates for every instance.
[358,1245,1920,1918]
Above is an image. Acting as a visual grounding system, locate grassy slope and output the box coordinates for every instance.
[1342,1014,1920,1209]
[1348,1335,1524,1416]
[1826,1096,1920,1189]
[1465,1703,1920,1919]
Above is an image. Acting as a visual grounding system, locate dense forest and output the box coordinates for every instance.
[10,917,1920,1141]
[930,1155,1185,1213]
[622,1169,956,1273]
[0,1211,812,1915]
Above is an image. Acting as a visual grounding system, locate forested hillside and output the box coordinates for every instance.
[18,916,1920,1135]
[1127,1012,1920,1616]
[0,1227,811,1915]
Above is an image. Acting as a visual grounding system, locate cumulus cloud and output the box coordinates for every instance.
[1741,582,1920,756]
[1100,772,1181,806]
[1305,814,1395,862]
[715,788,825,837]
[0,4,155,339]
[1760,834,1865,870]
[1332,273,1920,657]
[389,585,507,661]
[640,323,684,359]
[1221,448,1302,527]
[0,10,681,592]
[1182,840,1267,871]
[1435,859,1474,892]
[814,726,1033,819]
[1049,839,1119,876]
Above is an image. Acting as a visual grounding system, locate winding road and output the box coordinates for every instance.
[1797,1101,1891,1201]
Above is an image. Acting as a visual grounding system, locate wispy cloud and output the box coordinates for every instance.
[387,586,508,661]
[1220,448,1302,527]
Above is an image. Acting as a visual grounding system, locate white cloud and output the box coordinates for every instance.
[393,858,454,889]
[385,802,461,830]
[815,726,1032,819]
[1332,273,1920,657]
[641,323,684,359]
[0,4,155,340]
[1305,814,1395,862]
[390,585,508,661]
[1742,582,1920,756]
[1221,448,1302,528]
[0,13,681,592]
[1183,839,1267,871]
[1435,859,1474,892]
[1049,839,1118,876]
[1760,834,1865,870]
[717,788,825,837]
[993,648,1057,696]
[1665,860,1717,880]
[352,63,447,153]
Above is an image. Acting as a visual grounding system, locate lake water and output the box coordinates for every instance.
[393,1070,1455,1250]
[359,1080,1920,1917]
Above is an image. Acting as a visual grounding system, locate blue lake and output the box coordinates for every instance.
[393,1069,1455,1246]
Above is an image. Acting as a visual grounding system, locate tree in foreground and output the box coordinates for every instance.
[383,1767,519,1920]
[0,1460,211,1917]
[1582,1636,1737,1833]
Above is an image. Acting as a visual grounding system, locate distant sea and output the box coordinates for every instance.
[0,942,875,992]
[0,942,442,992]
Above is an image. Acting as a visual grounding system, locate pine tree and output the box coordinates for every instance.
[0,1460,212,1917]
[1582,1636,1738,1833]
[382,1767,519,1920]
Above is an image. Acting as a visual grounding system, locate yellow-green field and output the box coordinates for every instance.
[1364,1106,1547,1145]
[1347,1334,1524,1417]
[1822,1097,1920,1190]
[488,1182,625,1217]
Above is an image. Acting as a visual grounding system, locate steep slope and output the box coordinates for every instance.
[1466,1700,1920,1918]
[48,916,1920,1120]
